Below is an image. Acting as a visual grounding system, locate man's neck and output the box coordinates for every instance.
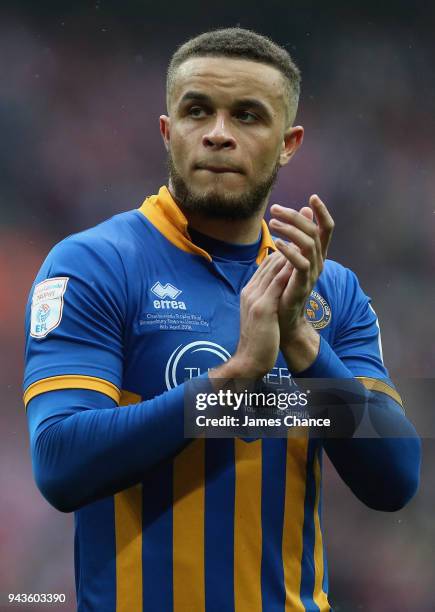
[185,212,264,244]
[168,186,266,244]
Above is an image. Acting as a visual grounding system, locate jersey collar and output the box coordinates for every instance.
[138,185,276,264]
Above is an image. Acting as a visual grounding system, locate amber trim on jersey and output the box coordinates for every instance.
[138,185,277,264]
[356,376,404,409]
[256,225,277,264]
[282,434,308,611]
[23,374,121,408]
[173,438,206,612]
[234,438,263,611]
[312,449,330,611]
[115,390,143,612]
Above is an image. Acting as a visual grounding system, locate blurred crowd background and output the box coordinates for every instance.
[1,1,434,610]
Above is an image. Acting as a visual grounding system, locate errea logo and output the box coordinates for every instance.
[151,281,186,310]
[151,282,181,299]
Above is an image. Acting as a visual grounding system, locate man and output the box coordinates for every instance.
[24,28,420,612]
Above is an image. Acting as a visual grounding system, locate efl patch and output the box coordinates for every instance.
[304,290,332,330]
[30,277,69,339]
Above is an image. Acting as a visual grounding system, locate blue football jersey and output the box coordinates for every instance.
[24,185,402,612]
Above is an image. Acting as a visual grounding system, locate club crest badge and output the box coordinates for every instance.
[304,290,331,330]
[30,277,69,339]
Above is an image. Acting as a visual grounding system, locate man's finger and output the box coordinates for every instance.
[309,194,334,259]
[245,249,279,288]
[255,252,288,294]
[245,251,286,296]
[299,206,313,222]
[270,197,334,262]
[275,239,311,279]
[263,260,293,299]
[269,222,317,261]
[296,206,325,268]
[270,204,318,239]
[270,207,322,272]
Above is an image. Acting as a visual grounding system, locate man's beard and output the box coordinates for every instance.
[167,151,281,220]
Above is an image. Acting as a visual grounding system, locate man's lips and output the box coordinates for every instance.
[196,165,243,174]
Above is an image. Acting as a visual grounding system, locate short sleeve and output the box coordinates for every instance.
[23,233,127,408]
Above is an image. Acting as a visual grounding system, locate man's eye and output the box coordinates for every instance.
[237,111,257,123]
[188,106,207,118]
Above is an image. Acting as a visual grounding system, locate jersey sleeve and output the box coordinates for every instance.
[317,266,420,510]
[333,267,386,375]
[23,233,127,408]
[331,266,403,408]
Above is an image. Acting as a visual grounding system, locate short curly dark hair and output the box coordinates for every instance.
[166,27,301,127]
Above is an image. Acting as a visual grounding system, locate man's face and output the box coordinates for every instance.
[160,56,303,220]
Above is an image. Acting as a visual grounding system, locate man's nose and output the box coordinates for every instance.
[202,113,236,150]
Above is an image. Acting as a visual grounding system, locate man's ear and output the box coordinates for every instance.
[159,115,170,151]
[279,125,304,166]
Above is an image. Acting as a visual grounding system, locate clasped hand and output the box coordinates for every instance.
[230,195,334,380]
[210,195,334,382]
[269,194,334,351]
